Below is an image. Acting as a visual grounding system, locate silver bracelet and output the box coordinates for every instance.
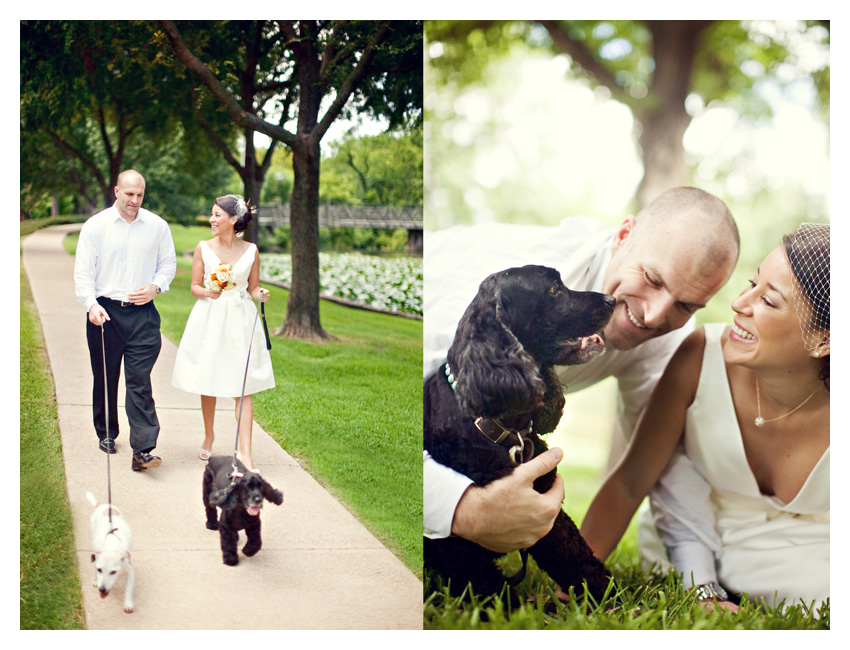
[695,582,728,601]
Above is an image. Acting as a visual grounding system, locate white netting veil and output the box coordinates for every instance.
[787,223,830,351]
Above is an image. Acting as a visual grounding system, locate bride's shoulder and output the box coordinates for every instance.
[664,326,711,391]
[238,240,256,254]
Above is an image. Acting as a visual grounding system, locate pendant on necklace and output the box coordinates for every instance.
[754,417,765,427]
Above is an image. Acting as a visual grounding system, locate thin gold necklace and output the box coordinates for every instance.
[754,378,819,427]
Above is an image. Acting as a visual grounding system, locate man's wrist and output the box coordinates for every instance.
[450,484,479,538]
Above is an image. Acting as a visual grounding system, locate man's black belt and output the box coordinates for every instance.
[99,296,142,308]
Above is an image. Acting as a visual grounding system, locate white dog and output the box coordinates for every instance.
[86,492,135,613]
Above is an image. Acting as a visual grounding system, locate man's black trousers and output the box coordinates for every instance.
[86,297,162,455]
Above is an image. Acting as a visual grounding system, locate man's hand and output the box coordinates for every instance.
[88,304,110,326]
[129,284,158,305]
[450,447,565,553]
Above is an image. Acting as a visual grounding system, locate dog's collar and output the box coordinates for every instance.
[475,417,535,464]
[445,362,535,464]
[444,362,459,391]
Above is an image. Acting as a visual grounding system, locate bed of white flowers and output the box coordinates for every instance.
[261,252,423,317]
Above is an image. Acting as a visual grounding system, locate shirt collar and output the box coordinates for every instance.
[110,203,147,224]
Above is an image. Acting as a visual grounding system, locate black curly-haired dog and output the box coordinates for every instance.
[424,265,615,603]
[203,456,283,566]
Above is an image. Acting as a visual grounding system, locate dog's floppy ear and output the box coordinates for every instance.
[449,272,543,418]
[209,484,239,510]
[262,479,284,506]
[533,366,567,434]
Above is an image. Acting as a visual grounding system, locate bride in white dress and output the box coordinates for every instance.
[172,195,274,471]
[581,223,829,612]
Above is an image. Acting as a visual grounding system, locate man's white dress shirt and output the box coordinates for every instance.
[74,204,177,312]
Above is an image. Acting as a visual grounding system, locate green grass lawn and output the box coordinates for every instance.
[20,260,86,629]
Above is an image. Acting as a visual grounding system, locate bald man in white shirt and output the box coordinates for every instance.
[424,187,740,557]
[74,170,176,471]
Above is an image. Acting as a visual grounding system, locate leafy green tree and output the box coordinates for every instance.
[160,20,422,340]
[133,129,236,223]
[152,21,296,244]
[540,20,829,207]
[20,21,178,208]
[322,126,423,206]
[427,20,829,210]
[20,21,234,219]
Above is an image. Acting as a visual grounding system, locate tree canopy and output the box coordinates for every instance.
[321,127,423,206]
[426,20,829,213]
[159,20,423,339]
[20,20,233,219]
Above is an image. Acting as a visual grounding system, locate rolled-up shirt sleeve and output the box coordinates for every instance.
[153,220,177,293]
[423,450,473,539]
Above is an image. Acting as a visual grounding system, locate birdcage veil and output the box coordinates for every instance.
[787,223,830,351]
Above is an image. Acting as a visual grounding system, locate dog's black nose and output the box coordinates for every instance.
[603,294,616,306]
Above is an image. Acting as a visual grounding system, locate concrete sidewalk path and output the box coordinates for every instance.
[22,225,423,630]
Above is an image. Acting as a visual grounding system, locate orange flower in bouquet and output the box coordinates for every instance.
[209,262,236,292]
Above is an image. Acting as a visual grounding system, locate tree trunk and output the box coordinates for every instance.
[635,108,691,209]
[241,131,261,244]
[274,138,331,341]
[634,21,711,208]
[273,26,330,341]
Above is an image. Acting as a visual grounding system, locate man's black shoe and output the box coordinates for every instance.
[99,438,117,454]
[131,452,162,471]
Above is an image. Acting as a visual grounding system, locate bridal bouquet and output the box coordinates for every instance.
[209,262,236,292]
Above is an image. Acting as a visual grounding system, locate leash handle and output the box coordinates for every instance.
[260,301,272,350]
[100,323,113,526]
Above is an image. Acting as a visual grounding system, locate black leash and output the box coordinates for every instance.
[260,302,271,350]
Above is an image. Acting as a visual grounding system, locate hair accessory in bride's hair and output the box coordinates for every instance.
[787,223,830,351]
[216,194,248,218]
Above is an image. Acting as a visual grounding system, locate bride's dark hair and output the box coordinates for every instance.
[215,195,256,234]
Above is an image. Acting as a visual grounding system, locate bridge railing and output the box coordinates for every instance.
[258,200,423,253]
